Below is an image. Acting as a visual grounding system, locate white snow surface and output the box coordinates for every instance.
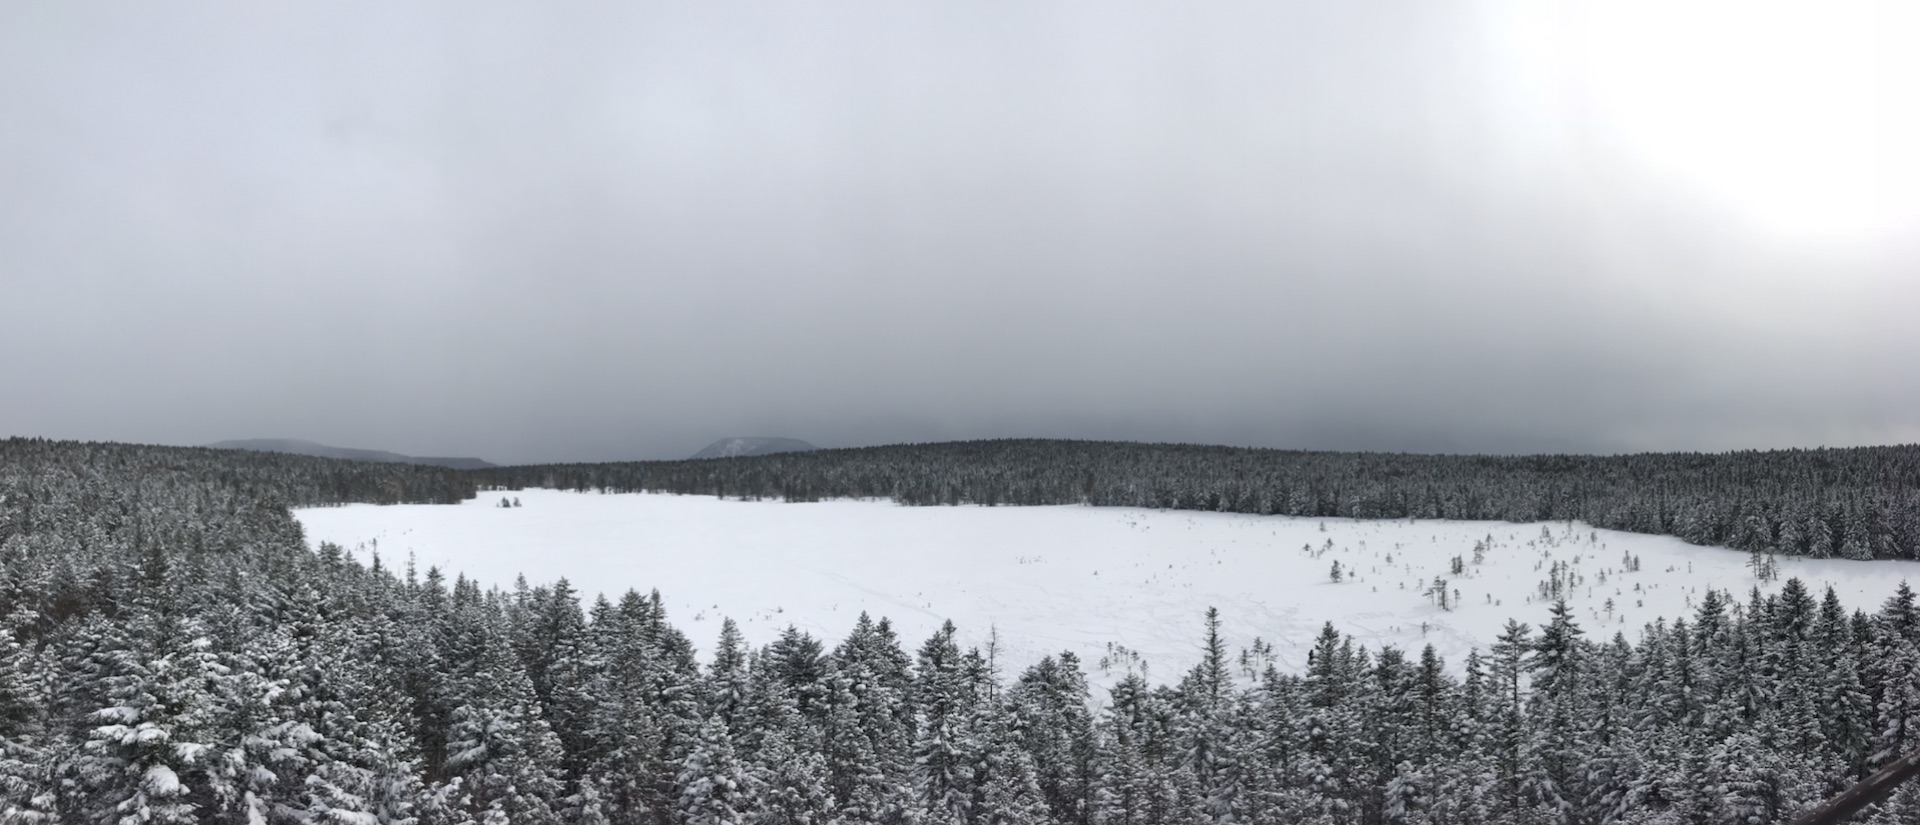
[296,489,1919,685]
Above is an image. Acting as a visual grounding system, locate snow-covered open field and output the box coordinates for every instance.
[296,489,1919,684]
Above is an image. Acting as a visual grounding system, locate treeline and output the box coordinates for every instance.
[7,440,1920,822]
[475,440,1920,560]
[0,437,476,510]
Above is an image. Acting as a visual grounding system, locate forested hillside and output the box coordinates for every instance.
[480,440,1920,561]
[5,437,1920,822]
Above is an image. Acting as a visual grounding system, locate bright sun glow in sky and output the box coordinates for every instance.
[1495,0,1918,247]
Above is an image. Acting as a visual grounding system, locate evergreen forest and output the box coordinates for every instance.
[4,436,1920,823]
[480,440,1920,561]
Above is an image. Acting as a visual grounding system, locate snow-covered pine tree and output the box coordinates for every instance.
[678,714,748,825]
[1176,609,1240,825]
[438,578,565,824]
[709,619,752,735]
[1483,619,1531,822]
[967,698,1049,825]
[580,591,671,823]
[1380,761,1425,825]
[824,613,915,821]
[1816,587,1876,784]
[1088,676,1160,825]
[766,627,830,726]
[1872,583,1920,769]
[71,610,226,825]
[0,607,58,823]
[739,664,835,825]
[513,578,598,787]
[1008,653,1095,825]
[912,621,976,825]
[1522,600,1587,823]
[1302,623,1365,822]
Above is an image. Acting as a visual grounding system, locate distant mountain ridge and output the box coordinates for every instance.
[691,437,817,459]
[206,438,497,470]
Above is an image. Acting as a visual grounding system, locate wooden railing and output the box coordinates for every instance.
[1790,751,1920,825]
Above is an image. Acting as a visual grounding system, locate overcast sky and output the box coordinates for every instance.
[2,1,1915,464]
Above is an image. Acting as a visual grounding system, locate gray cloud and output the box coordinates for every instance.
[2,1,1914,464]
